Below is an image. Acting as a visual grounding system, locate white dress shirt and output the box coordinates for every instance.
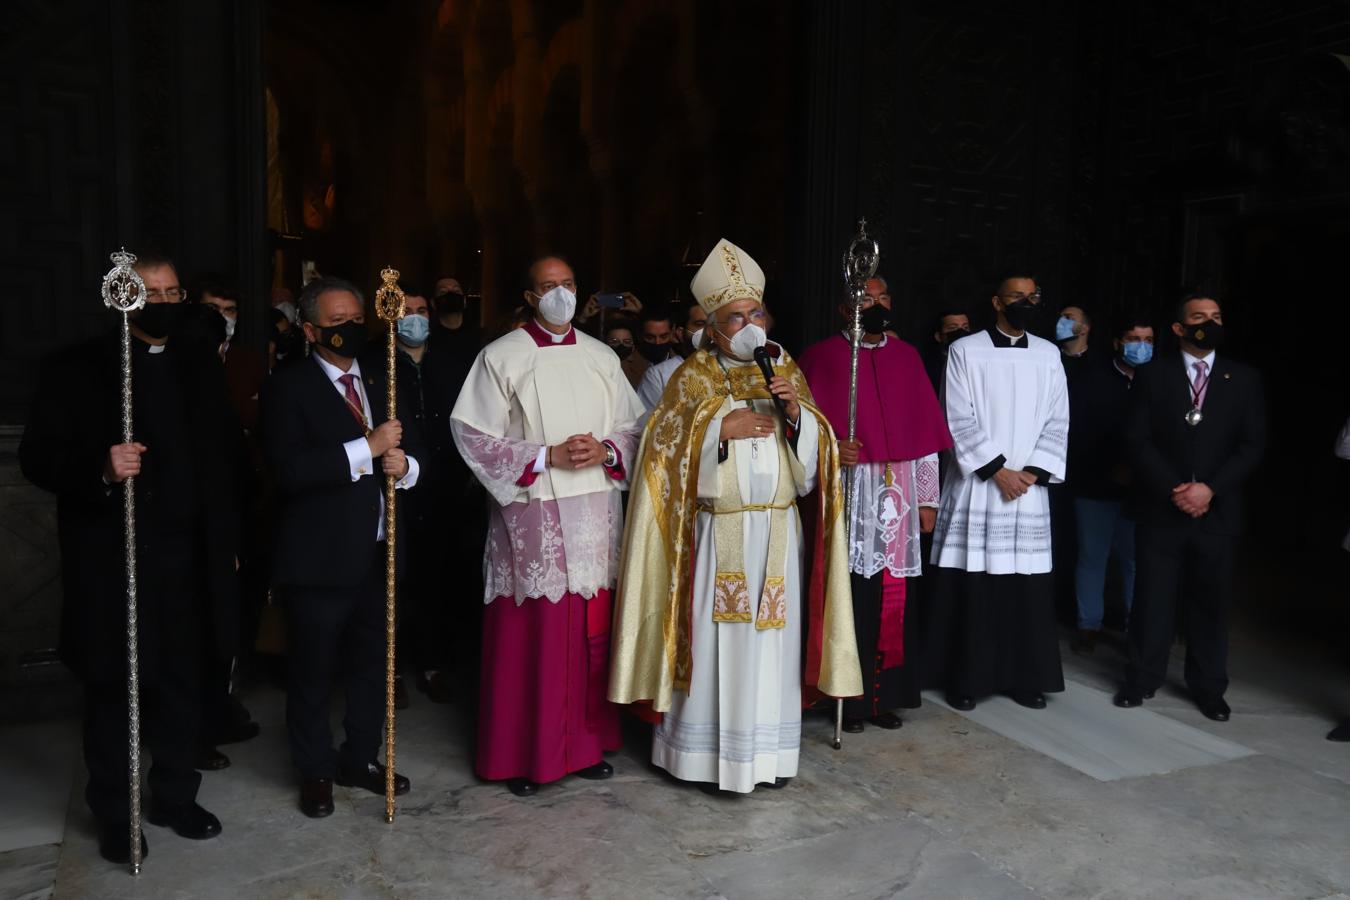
[314,354,419,539]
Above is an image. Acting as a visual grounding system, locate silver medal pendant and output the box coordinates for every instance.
[1185,407,1203,427]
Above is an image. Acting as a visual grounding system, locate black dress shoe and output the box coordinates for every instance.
[1012,692,1047,710]
[1196,696,1231,722]
[765,777,791,789]
[337,761,410,796]
[869,712,903,730]
[1070,629,1100,655]
[146,802,222,840]
[1327,721,1350,742]
[842,716,865,733]
[97,824,147,865]
[1113,689,1143,708]
[575,760,613,780]
[947,694,976,711]
[300,777,334,818]
[416,670,454,704]
[195,746,231,771]
[507,778,538,797]
[213,720,261,746]
[394,676,410,711]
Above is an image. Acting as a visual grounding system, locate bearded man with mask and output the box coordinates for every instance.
[1114,294,1265,722]
[450,255,644,797]
[924,274,1069,711]
[260,275,422,818]
[610,239,861,793]
[20,253,241,862]
[798,286,952,733]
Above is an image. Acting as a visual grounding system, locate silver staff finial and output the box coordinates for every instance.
[102,249,147,314]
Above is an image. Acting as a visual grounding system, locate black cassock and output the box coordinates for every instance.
[20,331,240,827]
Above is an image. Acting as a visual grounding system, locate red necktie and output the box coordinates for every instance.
[337,373,367,431]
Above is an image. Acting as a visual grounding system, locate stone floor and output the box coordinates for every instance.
[2,626,1349,900]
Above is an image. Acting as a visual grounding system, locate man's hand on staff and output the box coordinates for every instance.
[720,409,776,441]
[104,442,147,483]
[367,419,403,457]
[838,440,862,467]
[382,447,409,479]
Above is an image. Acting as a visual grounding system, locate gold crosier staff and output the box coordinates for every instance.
[835,220,881,751]
[101,249,148,873]
[374,267,406,823]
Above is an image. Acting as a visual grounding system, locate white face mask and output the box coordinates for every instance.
[686,327,704,351]
[223,315,237,341]
[718,323,767,362]
[535,286,577,326]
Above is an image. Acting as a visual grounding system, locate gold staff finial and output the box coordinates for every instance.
[376,266,406,323]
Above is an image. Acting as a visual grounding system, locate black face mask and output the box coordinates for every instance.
[1183,319,1224,351]
[436,291,466,315]
[637,340,671,364]
[133,302,182,340]
[609,343,633,361]
[316,320,368,359]
[1001,300,1041,331]
[860,304,892,336]
[940,326,970,346]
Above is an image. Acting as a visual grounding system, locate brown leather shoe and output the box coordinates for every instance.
[300,777,334,818]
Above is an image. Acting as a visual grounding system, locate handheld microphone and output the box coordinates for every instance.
[753,345,790,422]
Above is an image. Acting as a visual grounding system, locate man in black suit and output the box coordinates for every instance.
[1114,294,1266,721]
[261,275,421,817]
[20,255,239,864]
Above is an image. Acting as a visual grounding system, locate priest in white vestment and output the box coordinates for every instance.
[451,256,644,797]
[609,239,861,793]
[925,275,1069,711]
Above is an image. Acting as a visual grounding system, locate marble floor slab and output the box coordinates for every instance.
[10,624,1350,899]
[924,679,1256,781]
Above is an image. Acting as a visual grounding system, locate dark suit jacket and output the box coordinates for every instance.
[1127,352,1266,536]
[19,332,241,682]
[261,354,425,589]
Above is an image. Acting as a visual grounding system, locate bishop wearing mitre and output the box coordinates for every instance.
[609,239,861,793]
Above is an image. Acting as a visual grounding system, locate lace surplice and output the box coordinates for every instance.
[846,454,939,578]
[452,422,634,605]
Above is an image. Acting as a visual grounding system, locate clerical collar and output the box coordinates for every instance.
[839,331,888,349]
[988,325,1027,348]
[523,317,576,347]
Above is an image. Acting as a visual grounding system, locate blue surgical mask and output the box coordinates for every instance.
[1121,341,1153,366]
[1055,316,1078,342]
[397,313,430,347]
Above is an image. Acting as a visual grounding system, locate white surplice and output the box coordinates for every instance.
[450,325,644,604]
[652,395,820,793]
[930,328,1069,575]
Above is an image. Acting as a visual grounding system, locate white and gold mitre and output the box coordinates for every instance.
[690,238,765,314]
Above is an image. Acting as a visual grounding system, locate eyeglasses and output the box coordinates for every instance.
[718,309,768,328]
[144,288,187,301]
[998,290,1041,305]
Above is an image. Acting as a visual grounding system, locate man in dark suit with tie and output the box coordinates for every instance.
[1113,294,1266,721]
[261,275,422,817]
